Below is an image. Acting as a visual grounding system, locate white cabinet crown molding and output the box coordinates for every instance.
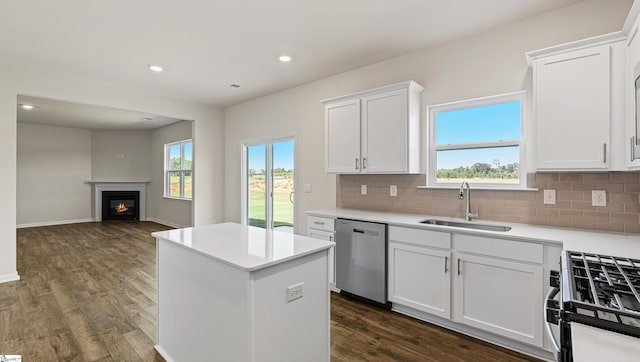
[321,80,424,104]
[525,31,626,66]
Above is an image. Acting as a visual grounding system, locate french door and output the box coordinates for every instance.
[242,137,295,232]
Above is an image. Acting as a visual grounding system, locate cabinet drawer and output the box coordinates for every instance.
[389,226,451,249]
[455,234,542,264]
[308,216,335,232]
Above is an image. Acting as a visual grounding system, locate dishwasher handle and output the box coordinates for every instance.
[352,228,379,237]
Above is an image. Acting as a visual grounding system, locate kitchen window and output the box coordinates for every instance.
[165,139,192,199]
[428,92,525,187]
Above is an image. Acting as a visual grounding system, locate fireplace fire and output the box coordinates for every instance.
[115,203,129,214]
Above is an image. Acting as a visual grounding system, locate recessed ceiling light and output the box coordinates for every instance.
[148,64,164,72]
[279,55,292,62]
[19,104,34,110]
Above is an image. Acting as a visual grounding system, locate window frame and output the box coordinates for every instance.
[164,139,193,200]
[427,91,526,188]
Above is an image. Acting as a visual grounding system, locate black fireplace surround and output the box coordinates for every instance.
[102,191,140,221]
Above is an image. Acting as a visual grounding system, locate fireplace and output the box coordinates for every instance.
[90,181,147,221]
[102,191,140,221]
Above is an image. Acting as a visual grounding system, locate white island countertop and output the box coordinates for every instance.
[152,222,335,272]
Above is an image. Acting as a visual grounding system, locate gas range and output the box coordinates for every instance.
[546,251,640,361]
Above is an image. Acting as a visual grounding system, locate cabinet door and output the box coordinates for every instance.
[454,254,543,347]
[307,228,336,288]
[535,45,611,170]
[361,89,408,173]
[325,99,361,173]
[629,24,640,168]
[388,242,451,319]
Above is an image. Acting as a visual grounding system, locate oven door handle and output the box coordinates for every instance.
[544,286,561,354]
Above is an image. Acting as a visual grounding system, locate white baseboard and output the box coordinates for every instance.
[145,217,188,229]
[0,272,20,284]
[154,345,175,362]
[17,218,95,229]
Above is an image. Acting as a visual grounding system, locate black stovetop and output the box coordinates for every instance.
[562,251,640,337]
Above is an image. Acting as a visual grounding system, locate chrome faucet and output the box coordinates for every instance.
[458,181,478,221]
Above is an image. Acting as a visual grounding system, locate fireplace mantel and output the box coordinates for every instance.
[89,181,148,221]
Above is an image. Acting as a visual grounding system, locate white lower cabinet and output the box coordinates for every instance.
[388,226,452,318]
[453,234,545,347]
[388,226,547,352]
[307,216,337,291]
[453,253,544,347]
[388,242,451,318]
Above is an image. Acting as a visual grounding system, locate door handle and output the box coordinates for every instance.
[355,158,359,170]
[603,143,607,163]
[444,256,448,273]
[289,191,294,204]
[362,157,367,169]
[353,229,365,233]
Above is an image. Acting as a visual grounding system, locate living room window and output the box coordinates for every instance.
[165,139,192,199]
[428,92,525,188]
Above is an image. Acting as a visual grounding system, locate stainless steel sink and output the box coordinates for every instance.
[419,219,512,232]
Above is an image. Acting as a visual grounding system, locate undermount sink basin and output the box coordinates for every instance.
[419,219,512,232]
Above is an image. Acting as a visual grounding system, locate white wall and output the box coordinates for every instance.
[224,0,633,233]
[91,130,152,181]
[0,69,224,282]
[18,123,194,228]
[17,123,92,227]
[149,121,194,227]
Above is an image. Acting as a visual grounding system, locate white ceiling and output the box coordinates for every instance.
[1,0,586,110]
[17,95,184,131]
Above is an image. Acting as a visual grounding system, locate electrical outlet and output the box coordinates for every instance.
[304,183,312,193]
[543,189,556,205]
[361,185,367,195]
[286,282,304,302]
[592,190,607,207]
[390,185,397,197]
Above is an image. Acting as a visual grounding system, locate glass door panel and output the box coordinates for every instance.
[244,138,295,232]
[247,145,267,228]
[272,140,294,232]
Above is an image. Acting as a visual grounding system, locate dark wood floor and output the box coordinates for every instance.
[0,222,541,361]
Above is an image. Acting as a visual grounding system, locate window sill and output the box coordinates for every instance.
[417,185,539,192]
[163,196,193,201]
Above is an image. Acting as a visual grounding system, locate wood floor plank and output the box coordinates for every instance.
[0,222,542,361]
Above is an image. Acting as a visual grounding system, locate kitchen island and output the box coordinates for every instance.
[152,222,334,362]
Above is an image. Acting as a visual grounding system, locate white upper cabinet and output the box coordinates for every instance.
[323,81,423,174]
[625,2,640,168]
[527,33,627,171]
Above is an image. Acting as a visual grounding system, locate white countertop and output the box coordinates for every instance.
[307,208,640,259]
[152,222,335,271]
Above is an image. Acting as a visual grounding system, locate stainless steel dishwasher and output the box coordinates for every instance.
[335,218,388,306]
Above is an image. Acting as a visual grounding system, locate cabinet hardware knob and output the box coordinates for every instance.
[363,157,367,169]
[457,258,462,275]
[355,158,359,170]
[603,143,607,163]
[314,221,325,225]
[444,256,448,273]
